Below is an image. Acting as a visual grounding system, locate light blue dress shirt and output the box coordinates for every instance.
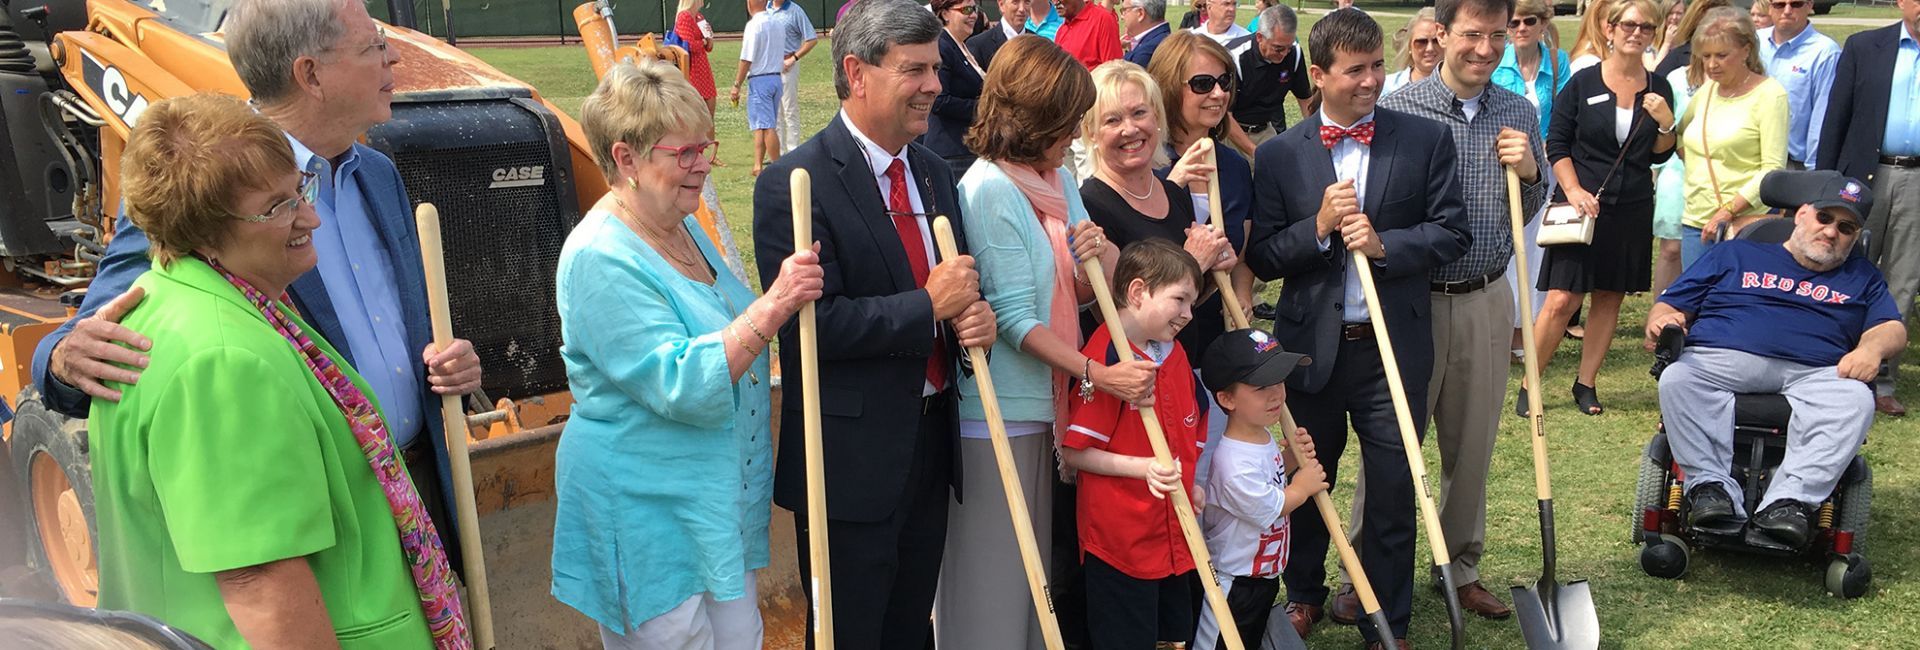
[1759,25,1841,164]
[1313,111,1382,324]
[291,137,421,447]
[550,209,773,631]
[1886,23,1920,157]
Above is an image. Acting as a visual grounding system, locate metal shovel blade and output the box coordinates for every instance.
[1437,564,1467,650]
[1512,578,1599,650]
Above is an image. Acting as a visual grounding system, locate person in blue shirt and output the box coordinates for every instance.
[765,0,820,154]
[1757,0,1840,167]
[552,59,825,648]
[1028,0,1064,38]
[1650,170,1904,550]
[1121,0,1172,67]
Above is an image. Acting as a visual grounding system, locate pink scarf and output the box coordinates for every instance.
[994,161,1082,434]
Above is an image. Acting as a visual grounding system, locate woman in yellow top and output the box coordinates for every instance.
[1676,6,1788,268]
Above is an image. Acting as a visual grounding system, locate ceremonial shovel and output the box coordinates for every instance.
[791,169,836,649]
[931,217,1066,650]
[1080,252,1247,650]
[1347,252,1468,649]
[1503,167,1601,649]
[1205,142,1395,644]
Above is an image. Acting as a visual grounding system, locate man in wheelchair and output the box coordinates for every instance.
[1644,170,1906,549]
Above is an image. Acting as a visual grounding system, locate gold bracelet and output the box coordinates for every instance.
[727,323,759,355]
[743,311,774,344]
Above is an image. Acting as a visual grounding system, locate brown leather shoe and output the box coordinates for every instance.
[1284,601,1322,639]
[1876,395,1907,416]
[1364,639,1412,650]
[1454,581,1513,619]
[1327,583,1360,625]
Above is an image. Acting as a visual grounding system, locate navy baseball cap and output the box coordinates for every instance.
[1202,329,1311,393]
[1761,170,1874,222]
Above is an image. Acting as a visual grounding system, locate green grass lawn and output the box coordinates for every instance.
[470,14,1920,647]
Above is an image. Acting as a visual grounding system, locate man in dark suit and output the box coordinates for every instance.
[752,1,996,647]
[30,0,482,561]
[968,0,1030,68]
[1120,0,1171,67]
[1242,9,1469,649]
[1816,0,1920,416]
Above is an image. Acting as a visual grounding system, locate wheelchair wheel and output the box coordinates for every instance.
[1632,434,1671,543]
[1640,533,1690,579]
[1835,464,1871,554]
[1825,555,1871,598]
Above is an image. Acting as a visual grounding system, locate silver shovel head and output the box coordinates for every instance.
[1512,579,1599,650]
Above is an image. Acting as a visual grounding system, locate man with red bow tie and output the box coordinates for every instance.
[1240,8,1470,649]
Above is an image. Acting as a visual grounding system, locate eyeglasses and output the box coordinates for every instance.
[1770,1,1807,9]
[329,25,390,57]
[1411,36,1440,48]
[239,171,319,223]
[1509,16,1540,28]
[1816,211,1862,236]
[650,140,721,169]
[1450,30,1510,44]
[1186,73,1234,94]
[1610,20,1659,33]
[954,4,977,14]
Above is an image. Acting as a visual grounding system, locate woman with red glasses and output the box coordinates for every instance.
[551,59,825,649]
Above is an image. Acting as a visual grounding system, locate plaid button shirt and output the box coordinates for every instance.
[1379,75,1550,283]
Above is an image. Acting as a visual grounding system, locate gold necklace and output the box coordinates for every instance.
[613,196,710,281]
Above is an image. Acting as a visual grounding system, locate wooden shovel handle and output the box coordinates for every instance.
[791,168,836,649]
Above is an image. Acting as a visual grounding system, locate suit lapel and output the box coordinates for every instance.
[1362,111,1396,219]
[1866,26,1900,109]
[827,118,915,291]
[1296,115,1342,271]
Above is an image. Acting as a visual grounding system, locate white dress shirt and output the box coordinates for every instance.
[842,111,942,395]
[1313,111,1378,323]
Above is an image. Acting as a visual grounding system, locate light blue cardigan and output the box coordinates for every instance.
[955,159,1090,426]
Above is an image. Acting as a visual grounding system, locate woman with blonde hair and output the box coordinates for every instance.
[551,58,825,649]
[1675,6,1785,267]
[1384,7,1441,94]
[1566,0,1617,72]
[1531,0,1678,415]
[1653,0,1733,75]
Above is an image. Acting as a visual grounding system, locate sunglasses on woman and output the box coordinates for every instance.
[240,171,319,223]
[1610,20,1658,33]
[651,140,721,169]
[952,4,977,14]
[1816,211,1862,236]
[1186,73,1234,94]
[1509,15,1541,27]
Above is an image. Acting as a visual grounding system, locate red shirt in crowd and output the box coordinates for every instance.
[1063,323,1208,580]
[1054,3,1122,70]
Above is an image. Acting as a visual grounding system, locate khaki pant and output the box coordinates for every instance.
[933,430,1055,650]
[1241,124,1279,149]
[1337,280,1512,586]
[1867,165,1920,397]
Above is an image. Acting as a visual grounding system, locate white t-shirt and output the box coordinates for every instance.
[1201,436,1291,579]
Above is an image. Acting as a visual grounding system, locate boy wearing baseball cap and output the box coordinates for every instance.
[1193,328,1327,650]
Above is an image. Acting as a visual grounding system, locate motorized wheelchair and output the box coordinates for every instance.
[1633,217,1874,599]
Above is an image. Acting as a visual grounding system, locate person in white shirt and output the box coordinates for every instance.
[1193,0,1253,56]
[1195,329,1327,650]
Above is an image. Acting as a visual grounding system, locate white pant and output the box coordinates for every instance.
[598,579,764,650]
[779,65,803,153]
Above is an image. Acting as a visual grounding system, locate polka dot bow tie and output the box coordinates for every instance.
[1319,122,1376,149]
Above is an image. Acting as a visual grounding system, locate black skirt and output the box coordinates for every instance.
[1537,199,1654,294]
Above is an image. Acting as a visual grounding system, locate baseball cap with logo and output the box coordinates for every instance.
[1760,169,1875,221]
[1202,328,1312,393]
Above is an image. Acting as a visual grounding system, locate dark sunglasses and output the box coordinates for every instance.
[1186,73,1234,94]
[1610,20,1658,33]
[1771,0,1807,8]
[1816,211,1862,236]
[1509,16,1541,27]
[952,4,977,14]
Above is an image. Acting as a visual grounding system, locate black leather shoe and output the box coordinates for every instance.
[1750,500,1813,548]
[1686,483,1741,534]
[1252,301,1278,321]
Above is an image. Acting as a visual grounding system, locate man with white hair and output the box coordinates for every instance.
[1121,0,1171,66]
[1231,5,1314,147]
[31,0,483,568]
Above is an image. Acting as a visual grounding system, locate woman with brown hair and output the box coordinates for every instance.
[924,0,989,177]
[941,34,1143,650]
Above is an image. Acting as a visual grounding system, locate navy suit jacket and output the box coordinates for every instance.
[30,143,460,520]
[1125,22,1170,68]
[754,115,970,523]
[966,22,1015,69]
[924,30,984,161]
[1817,23,1903,180]
[1244,109,1471,394]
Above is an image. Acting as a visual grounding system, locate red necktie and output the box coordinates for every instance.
[885,159,949,391]
[1319,121,1377,149]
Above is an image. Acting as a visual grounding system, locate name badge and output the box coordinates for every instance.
[1586,94,1611,106]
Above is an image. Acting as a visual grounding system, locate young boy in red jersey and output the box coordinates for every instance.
[1062,238,1208,650]
[1193,328,1327,650]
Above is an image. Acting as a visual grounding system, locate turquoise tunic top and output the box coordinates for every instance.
[549,209,774,631]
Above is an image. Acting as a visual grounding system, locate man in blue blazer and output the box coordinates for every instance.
[1816,0,1920,416]
[967,0,1030,68]
[752,1,995,647]
[30,0,483,558]
[1121,0,1172,67]
[1242,9,1469,649]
